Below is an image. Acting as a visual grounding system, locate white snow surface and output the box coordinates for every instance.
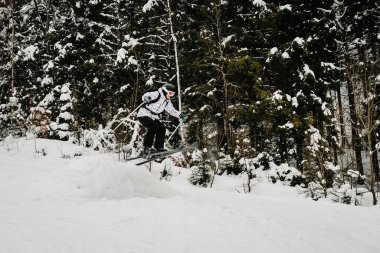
[1,138,380,253]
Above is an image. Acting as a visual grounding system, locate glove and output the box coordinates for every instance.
[179,112,188,122]
[143,96,151,103]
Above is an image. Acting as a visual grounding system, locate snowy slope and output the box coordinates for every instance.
[0,138,379,253]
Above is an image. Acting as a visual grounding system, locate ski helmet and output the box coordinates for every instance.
[162,83,176,96]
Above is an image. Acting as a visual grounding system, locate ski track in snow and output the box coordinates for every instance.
[0,138,380,253]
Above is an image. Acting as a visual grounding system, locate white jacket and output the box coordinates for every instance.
[136,88,181,120]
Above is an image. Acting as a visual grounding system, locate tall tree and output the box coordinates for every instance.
[258,1,340,179]
[337,0,380,204]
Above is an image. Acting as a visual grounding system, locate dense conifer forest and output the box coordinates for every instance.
[0,0,379,204]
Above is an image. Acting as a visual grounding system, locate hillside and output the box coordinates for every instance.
[0,138,379,253]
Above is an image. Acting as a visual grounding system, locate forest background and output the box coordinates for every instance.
[0,0,379,205]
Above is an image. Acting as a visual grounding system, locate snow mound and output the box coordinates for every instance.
[64,155,178,200]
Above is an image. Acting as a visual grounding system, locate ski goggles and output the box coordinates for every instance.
[167,90,175,96]
[163,87,175,96]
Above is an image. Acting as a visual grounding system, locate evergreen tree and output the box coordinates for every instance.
[181,0,262,155]
[257,1,340,175]
[56,83,73,140]
[0,0,30,136]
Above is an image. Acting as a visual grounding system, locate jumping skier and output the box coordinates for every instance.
[136,83,187,155]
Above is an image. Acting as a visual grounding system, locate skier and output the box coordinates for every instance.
[136,83,187,155]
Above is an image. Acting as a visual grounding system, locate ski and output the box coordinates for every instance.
[135,143,197,166]
[125,148,179,162]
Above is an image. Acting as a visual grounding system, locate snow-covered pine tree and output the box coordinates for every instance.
[56,83,73,141]
[0,0,29,136]
[138,0,176,86]
[188,149,212,187]
[180,0,262,156]
[114,1,143,110]
[259,0,340,175]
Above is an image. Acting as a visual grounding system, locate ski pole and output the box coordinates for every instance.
[127,102,145,118]
[165,122,182,146]
[114,102,145,131]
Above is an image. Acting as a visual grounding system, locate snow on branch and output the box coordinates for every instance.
[279,4,292,11]
[20,45,39,61]
[252,0,267,9]
[116,48,128,63]
[293,37,305,46]
[221,35,234,48]
[143,0,158,13]
[299,64,315,80]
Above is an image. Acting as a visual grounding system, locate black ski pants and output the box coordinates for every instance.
[138,116,166,150]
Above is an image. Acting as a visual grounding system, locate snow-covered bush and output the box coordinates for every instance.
[83,125,116,152]
[104,108,146,159]
[251,152,273,170]
[217,155,244,175]
[188,164,212,187]
[160,166,173,181]
[222,161,244,175]
[328,169,367,205]
[267,162,305,186]
[305,182,326,200]
[3,134,18,151]
[188,149,212,187]
[27,107,51,138]
[330,183,362,205]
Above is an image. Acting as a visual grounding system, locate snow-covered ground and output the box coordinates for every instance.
[1,137,379,253]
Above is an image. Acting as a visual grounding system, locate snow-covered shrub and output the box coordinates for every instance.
[188,149,212,187]
[289,173,307,187]
[105,108,145,159]
[330,183,365,205]
[305,182,326,200]
[188,164,212,187]
[160,166,173,181]
[222,162,244,175]
[217,155,244,175]
[83,125,116,151]
[328,169,367,205]
[3,134,18,151]
[27,107,51,138]
[251,152,273,170]
[268,162,305,186]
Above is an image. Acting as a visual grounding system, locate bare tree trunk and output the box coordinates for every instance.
[215,2,231,152]
[370,131,379,181]
[367,114,377,205]
[196,119,205,150]
[337,87,349,147]
[132,61,140,110]
[11,0,15,96]
[295,136,304,173]
[209,133,224,188]
[354,44,378,205]
[346,73,364,175]
[45,0,51,37]
[166,0,184,143]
